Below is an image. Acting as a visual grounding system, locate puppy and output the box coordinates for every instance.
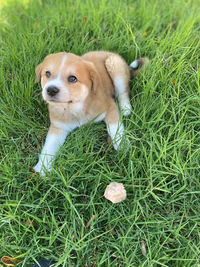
[33,51,149,175]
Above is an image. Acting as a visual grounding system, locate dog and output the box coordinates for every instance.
[33,51,149,175]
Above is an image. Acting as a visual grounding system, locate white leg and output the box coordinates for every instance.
[114,76,132,116]
[105,55,132,117]
[106,121,125,150]
[33,133,67,175]
[33,123,76,175]
[105,100,129,150]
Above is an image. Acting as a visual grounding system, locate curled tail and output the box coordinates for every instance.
[129,57,149,78]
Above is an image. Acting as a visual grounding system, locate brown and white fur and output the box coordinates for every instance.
[33,51,149,175]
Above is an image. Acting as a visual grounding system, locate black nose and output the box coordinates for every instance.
[47,86,59,96]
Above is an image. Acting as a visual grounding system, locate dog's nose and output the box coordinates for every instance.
[47,86,59,96]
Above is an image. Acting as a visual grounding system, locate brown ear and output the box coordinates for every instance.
[35,63,43,83]
[86,62,101,92]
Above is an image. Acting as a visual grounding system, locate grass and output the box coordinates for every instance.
[0,0,200,266]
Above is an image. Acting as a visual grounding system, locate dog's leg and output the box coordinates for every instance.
[33,124,74,175]
[114,76,132,116]
[105,55,132,116]
[105,100,127,150]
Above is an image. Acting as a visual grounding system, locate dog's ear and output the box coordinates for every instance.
[86,62,101,92]
[35,63,43,83]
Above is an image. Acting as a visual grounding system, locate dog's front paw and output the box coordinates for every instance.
[33,162,51,176]
[113,136,130,150]
[121,104,132,116]
[107,123,130,151]
[33,164,45,176]
[120,101,132,116]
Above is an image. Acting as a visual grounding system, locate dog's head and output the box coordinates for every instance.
[35,52,99,105]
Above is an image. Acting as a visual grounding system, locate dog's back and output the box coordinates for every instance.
[82,51,118,97]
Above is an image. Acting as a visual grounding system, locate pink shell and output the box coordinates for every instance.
[104,182,127,203]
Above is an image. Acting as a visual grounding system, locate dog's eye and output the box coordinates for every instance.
[46,71,51,78]
[68,75,77,83]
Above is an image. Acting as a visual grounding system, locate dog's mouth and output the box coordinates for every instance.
[46,99,73,104]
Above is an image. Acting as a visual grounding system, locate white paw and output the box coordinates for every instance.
[121,102,132,116]
[113,141,120,150]
[107,123,130,150]
[113,136,130,150]
[119,98,132,116]
[33,162,51,176]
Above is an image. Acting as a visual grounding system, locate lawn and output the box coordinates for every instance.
[0,0,200,266]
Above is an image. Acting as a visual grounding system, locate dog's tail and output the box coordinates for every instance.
[129,57,149,78]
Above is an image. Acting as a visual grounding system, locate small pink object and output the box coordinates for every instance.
[104,182,127,203]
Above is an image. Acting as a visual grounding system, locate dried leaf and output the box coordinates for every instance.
[25,175,33,180]
[143,31,147,37]
[107,226,116,237]
[24,219,37,228]
[34,21,39,27]
[141,240,147,256]
[107,136,112,145]
[168,79,176,85]
[167,21,176,28]
[86,215,95,228]
[1,256,20,266]
[8,73,13,80]
[88,39,98,45]
[29,166,39,175]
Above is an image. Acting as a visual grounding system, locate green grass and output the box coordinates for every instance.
[0,0,200,266]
